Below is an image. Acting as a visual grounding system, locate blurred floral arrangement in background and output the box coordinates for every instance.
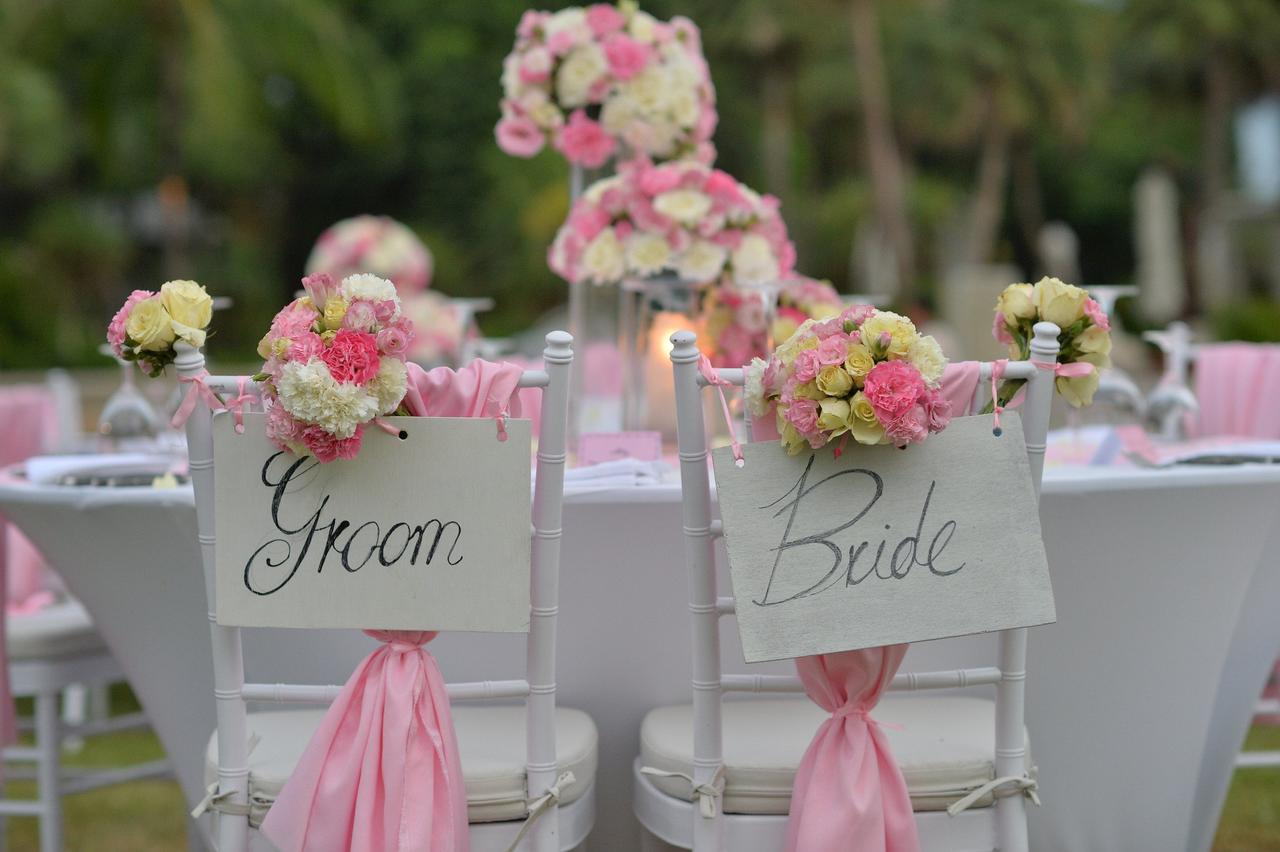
[700,277,843,367]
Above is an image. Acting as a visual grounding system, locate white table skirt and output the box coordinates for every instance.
[1,465,1279,852]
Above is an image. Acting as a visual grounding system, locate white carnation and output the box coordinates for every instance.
[907,334,947,384]
[622,66,668,115]
[670,87,700,128]
[600,96,638,135]
[744,358,769,417]
[556,45,607,109]
[277,359,380,439]
[729,234,779,288]
[546,8,588,40]
[368,357,409,414]
[653,189,713,225]
[625,232,671,277]
[580,229,625,284]
[340,273,398,306]
[676,239,728,282]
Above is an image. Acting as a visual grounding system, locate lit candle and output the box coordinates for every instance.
[643,311,691,438]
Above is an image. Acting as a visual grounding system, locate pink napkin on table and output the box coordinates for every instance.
[1192,343,1280,439]
[262,360,526,852]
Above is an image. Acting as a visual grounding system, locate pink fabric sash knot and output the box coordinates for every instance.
[170,370,224,428]
[697,355,743,464]
[785,646,919,852]
[260,630,469,852]
[223,377,256,435]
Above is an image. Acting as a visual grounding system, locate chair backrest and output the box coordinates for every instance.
[177,331,573,852]
[668,322,1061,851]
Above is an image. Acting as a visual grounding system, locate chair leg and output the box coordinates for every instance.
[35,692,62,852]
[61,685,87,754]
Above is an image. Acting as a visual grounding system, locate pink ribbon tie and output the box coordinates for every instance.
[224,377,256,435]
[171,370,224,428]
[698,355,743,465]
[991,357,1095,435]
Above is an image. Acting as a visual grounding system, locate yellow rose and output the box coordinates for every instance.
[257,333,274,360]
[323,297,349,330]
[859,312,916,358]
[1076,325,1112,357]
[125,296,176,352]
[996,283,1037,323]
[847,392,887,445]
[1056,368,1099,408]
[159,279,212,331]
[816,364,854,397]
[271,337,291,359]
[843,343,875,385]
[1033,276,1088,328]
[792,380,825,401]
[771,315,800,346]
[780,421,809,455]
[320,329,338,344]
[816,397,851,434]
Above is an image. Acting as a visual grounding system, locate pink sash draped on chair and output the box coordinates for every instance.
[1192,343,1280,439]
[261,359,526,852]
[785,647,919,852]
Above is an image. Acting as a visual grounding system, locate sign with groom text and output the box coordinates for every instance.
[213,413,532,631]
[712,414,1055,663]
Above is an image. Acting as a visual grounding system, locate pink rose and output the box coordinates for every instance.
[377,323,412,359]
[545,29,578,57]
[555,110,616,169]
[519,47,552,84]
[785,398,819,434]
[863,360,926,422]
[629,197,672,233]
[301,272,337,311]
[321,329,381,385]
[604,34,653,81]
[569,203,611,242]
[992,312,1014,345]
[107,289,154,354]
[710,229,742,251]
[302,424,363,463]
[885,404,929,448]
[792,349,822,384]
[716,324,753,367]
[703,170,744,206]
[517,10,549,40]
[343,299,378,331]
[586,4,626,36]
[639,163,684,196]
[495,115,545,158]
[816,335,849,367]
[288,332,325,363]
[1083,297,1111,332]
[761,358,782,397]
[373,299,398,323]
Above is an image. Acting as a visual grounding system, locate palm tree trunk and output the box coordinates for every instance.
[1201,46,1232,206]
[849,0,916,299]
[761,59,793,203]
[1011,136,1046,271]
[152,0,189,278]
[965,91,1011,267]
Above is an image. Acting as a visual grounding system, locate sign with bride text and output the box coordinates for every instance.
[712,414,1055,663]
[213,413,531,631]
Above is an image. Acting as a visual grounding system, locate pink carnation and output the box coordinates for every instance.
[302,424,364,463]
[639,163,684,196]
[288,332,325,363]
[810,317,845,340]
[816,335,849,367]
[922,389,952,433]
[321,330,381,385]
[885,405,930,448]
[992,313,1014,345]
[785,398,819,435]
[568,203,611,242]
[555,110,616,169]
[842,304,876,327]
[107,289,154,355]
[1083,298,1111,332]
[265,403,305,449]
[271,299,319,338]
[604,34,653,81]
[496,115,545,158]
[792,349,822,384]
[703,170,745,206]
[863,360,926,422]
[586,4,626,36]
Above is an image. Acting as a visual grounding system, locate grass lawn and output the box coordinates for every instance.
[2,688,1278,850]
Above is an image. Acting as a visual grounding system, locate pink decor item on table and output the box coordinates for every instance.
[260,359,527,852]
[1192,343,1280,439]
[785,647,920,852]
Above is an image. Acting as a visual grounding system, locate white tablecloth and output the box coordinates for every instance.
[1,464,1278,852]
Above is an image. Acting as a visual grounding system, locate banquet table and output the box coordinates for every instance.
[1,462,1279,852]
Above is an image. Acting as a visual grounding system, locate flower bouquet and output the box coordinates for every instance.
[496,2,716,167]
[700,277,844,368]
[548,158,796,287]
[254,273,415,463]
[744,306,951,454]
[991,276,1112,409]
[107,280,214,377]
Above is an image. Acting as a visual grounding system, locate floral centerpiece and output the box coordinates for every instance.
[495,2,716,167]
[305,215,434,296]
[548,158,796,287]
[107,280,214,376]
[745,306,951,454]
[991,276,1112,408]
[253,273,415,463]
[701,277,844,367]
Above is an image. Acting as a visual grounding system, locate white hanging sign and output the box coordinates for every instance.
[712,414,1055,663]
[213,413,531,631]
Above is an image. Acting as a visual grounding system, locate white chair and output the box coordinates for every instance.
[178,332,596,851]
[633,323,1061,852]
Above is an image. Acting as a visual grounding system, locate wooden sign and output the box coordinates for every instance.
[712,414,1055,663]
[213,413,531,631]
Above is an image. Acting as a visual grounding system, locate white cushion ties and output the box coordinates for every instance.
[502,770,576,852]
[190,782,252,819]
[945,774,1040,817]
[640,765,726,818]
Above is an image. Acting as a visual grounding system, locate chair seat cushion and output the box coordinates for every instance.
[205,704,597,824]
[6,599,105,660]
[640,696,1032,814]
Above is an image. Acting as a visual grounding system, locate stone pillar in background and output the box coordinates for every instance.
[1037,221,1082,285]
[1134,166,1186,323]
[853,220,900,302]
[941,262,1022,361]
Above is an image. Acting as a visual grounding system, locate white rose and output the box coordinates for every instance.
[645,118,681,158]
[729,234,779,288]
[676,239,728,282]
[622,66,668,115]
[601,96,638,135]
[556,45,607,109]
[625,232,671,276]
[670,87,700,128]
[580,229,625,283]
[501,54,523,98]
[907,334,947,384]
[653,189,713,225]
[628,11,658,43]
[546,8,587,39]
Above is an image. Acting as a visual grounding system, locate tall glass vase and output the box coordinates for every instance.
[618,274,705,439]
